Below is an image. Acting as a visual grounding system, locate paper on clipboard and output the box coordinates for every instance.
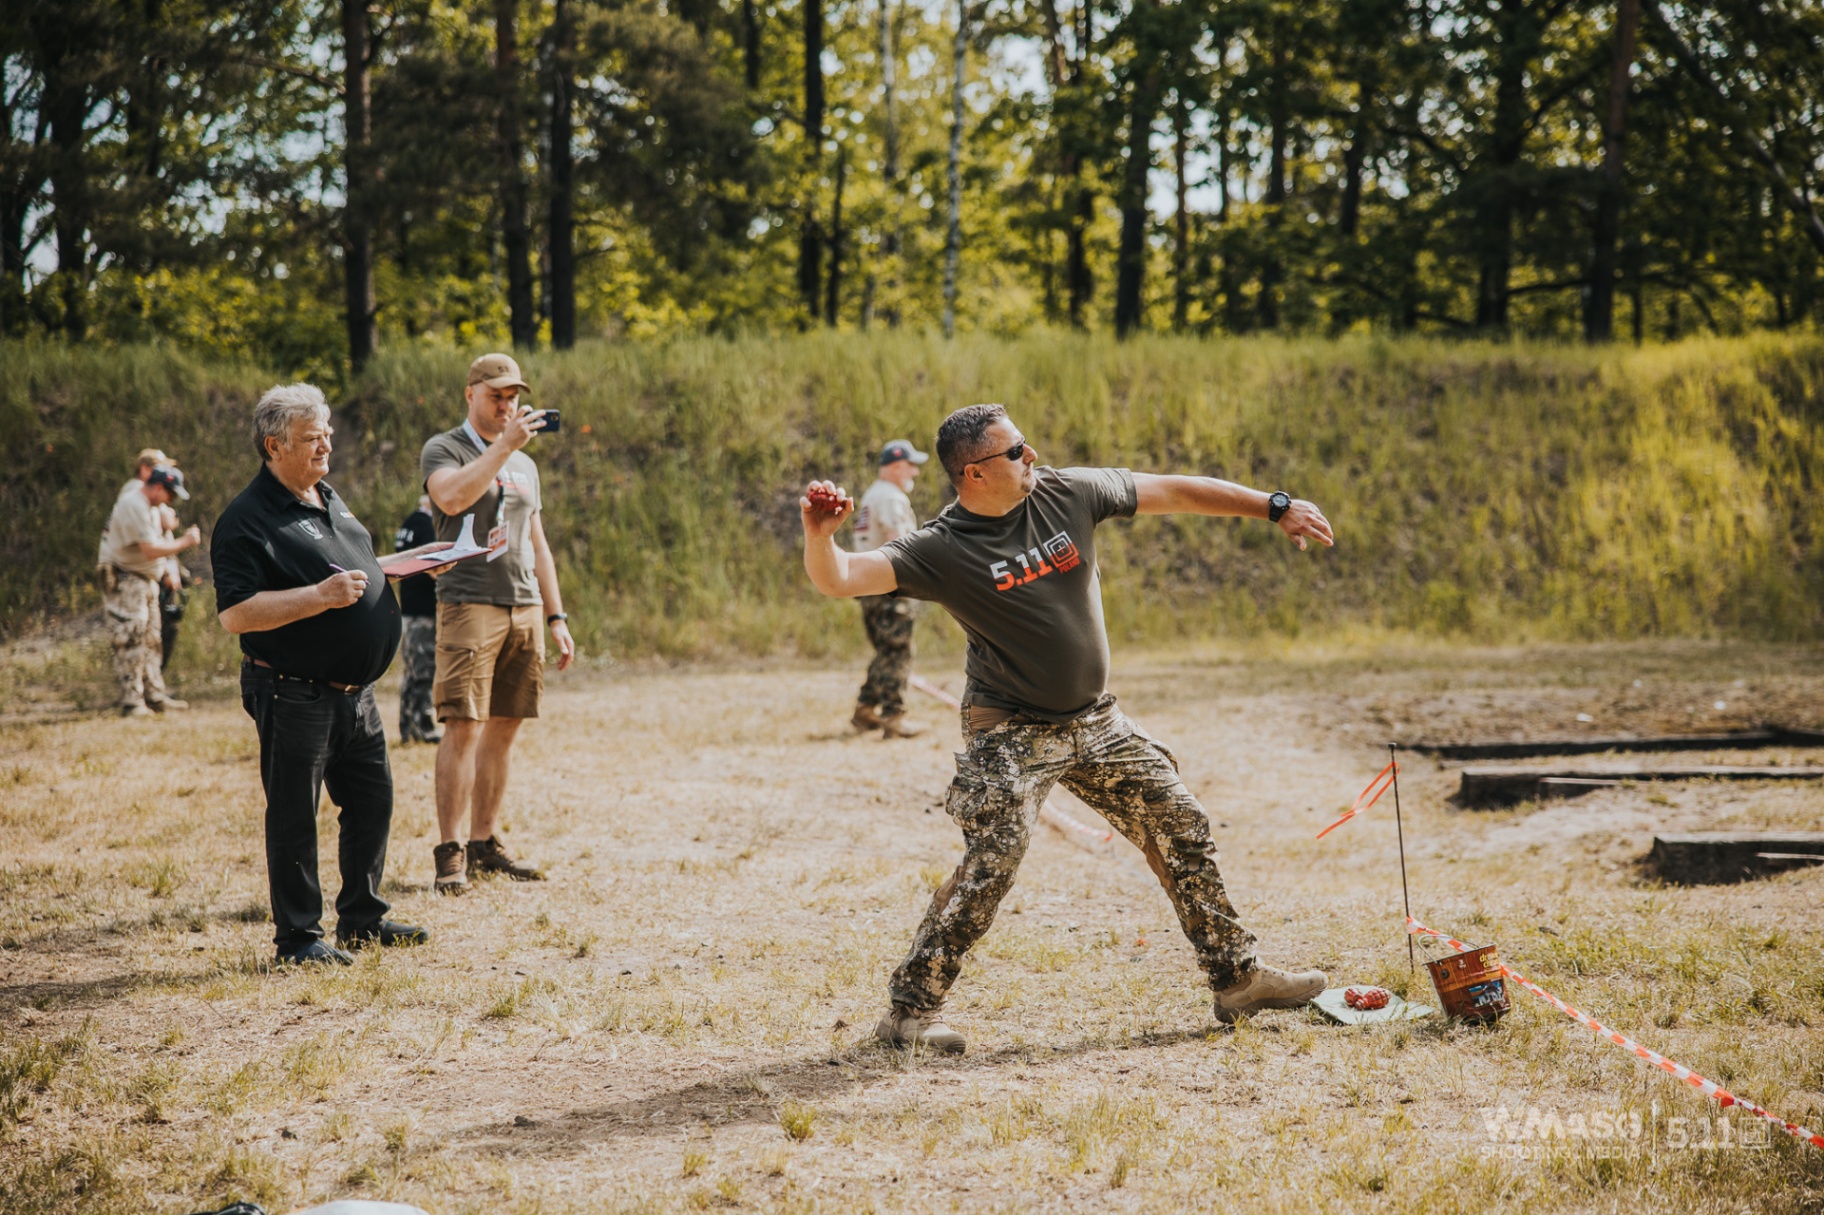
[377,515,494,577]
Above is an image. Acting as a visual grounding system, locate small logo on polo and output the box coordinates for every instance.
[299,520,323,540]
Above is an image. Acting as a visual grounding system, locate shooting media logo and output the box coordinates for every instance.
[299,520,323,540]
[990,532,1082,592]
[1478,1104,1770,1162]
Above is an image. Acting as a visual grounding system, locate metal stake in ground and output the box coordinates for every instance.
[1390,742,1414,974]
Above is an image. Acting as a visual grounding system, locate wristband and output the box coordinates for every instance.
[546,612,568,626]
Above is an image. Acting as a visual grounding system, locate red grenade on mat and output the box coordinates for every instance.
[1345,986,1390,1011]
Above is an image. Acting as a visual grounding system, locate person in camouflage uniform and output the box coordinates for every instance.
[857,597,917,720]
[105,573,165,708]
[100,466,200,715]
[894,698,1258,1012]
[800,404,1337,1053]
[851,440,930,737]
[397,619,438,740]
[394,496,441,743]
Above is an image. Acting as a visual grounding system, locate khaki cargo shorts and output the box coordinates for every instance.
[433,602,545,721]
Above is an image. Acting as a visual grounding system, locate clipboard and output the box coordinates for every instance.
[378,515,494,577]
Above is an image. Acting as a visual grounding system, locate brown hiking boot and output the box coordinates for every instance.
[467,835,545,882]
[433,841,469,896]
[874,1003,966,1054]
[851,704,884,732]
[878,714,926,739]
[1212,963,1328,1024]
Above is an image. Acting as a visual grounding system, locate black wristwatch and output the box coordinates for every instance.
[546,612,568,626]
[1266,491,1292,523]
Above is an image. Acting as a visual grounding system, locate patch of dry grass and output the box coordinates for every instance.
[0,641,1819,1212]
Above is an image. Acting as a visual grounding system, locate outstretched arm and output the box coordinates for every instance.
[800,481,900,598]
[1132,473,1335,552]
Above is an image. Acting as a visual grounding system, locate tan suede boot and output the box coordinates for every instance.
[1211,964,1327,1024]
[874,1003,966,1054]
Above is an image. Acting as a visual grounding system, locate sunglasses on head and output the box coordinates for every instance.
[966,439,1027,467]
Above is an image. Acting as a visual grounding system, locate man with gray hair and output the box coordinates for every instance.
[212,383,427,967]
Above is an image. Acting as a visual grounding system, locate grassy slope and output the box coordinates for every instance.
[3,334,1820,663]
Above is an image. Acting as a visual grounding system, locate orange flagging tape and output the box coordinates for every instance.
[1406,915,1824,1152]
[1316,760,1399,839]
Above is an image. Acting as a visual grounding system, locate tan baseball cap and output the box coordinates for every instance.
[467,353,531,392]
[135,447,173,468]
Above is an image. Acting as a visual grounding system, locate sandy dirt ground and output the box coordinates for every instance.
[1,639,1821,1214]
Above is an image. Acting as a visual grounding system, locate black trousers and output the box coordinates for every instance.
[241,663,394,949]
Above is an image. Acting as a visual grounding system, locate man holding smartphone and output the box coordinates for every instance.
[420,353,575,896]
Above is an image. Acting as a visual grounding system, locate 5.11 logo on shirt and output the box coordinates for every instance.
[989,531,1082,592]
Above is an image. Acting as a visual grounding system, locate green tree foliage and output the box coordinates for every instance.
[2,0,1820,371]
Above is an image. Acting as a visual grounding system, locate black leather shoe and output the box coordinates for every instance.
[337,919,430,949]
[275,940,354,967]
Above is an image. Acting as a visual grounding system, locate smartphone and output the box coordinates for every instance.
[538,409,561,435]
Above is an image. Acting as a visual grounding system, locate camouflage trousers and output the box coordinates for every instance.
[856,595,918,719]
[103,572,168,708]
[398,616,439,742]
[888,696,1259,1012]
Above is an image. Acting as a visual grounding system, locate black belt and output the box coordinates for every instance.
[247,657,365,694]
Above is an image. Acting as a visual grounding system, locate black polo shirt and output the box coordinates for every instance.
[211,466,401,686]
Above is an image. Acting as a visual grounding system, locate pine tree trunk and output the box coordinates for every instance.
[497,0,536,350]
[548,0,576,349]
[799,0,825,323]
[877,0,901,327]
[1339,78,1369,238]
[1114,60,1160,338]
[825,146,846,325]
[1583,0,1639,343]
[743,0,762,89]
[1475,41,1529,331]
[941,0,966,338]
[1062,0,1093,329]
[342,0,378,371]
[40,21,91,341]
[1257,35,1287,331]
[1171,100,1190,332]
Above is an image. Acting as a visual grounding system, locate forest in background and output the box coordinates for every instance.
[4,0,1824,381]
[4,335,1820,663]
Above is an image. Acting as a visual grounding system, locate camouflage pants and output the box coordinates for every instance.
[104,573,168,708]
[398,616,438,742]
[856,595,918,718]
[888,697,1259,1012]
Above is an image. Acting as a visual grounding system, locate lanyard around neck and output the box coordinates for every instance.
[460,420,508,529]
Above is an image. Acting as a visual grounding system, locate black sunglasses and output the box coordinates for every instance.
[966,439,1027,467]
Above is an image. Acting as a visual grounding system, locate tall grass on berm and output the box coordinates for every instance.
[2,333,1820,658]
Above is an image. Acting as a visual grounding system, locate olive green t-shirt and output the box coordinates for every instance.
[880,466,1137,722]
[419,426,544,607]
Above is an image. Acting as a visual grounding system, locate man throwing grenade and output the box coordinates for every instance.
[800,404,1336,1052]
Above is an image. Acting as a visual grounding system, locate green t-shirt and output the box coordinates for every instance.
[419,425,544,607]
[880,466,1137,722]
